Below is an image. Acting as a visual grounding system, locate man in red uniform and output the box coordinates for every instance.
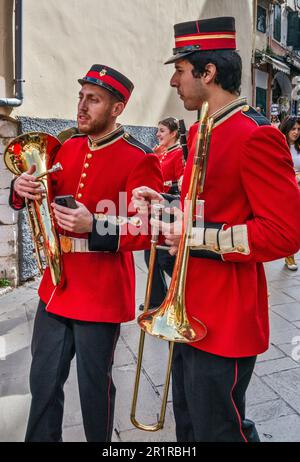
[10,64,163,442]
[133,17,300,442]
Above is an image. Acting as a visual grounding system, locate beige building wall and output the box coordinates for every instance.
[255,0,269,52]
[0,0,254,127]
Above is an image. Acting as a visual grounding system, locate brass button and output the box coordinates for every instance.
[79,183,85,189]
[124,133,130,139]
[242,105,250,112]
[77,193,83,199]
[84,163,90,169]
[129,217,142,227]
[60,236,72,254]
[87,154,93,159]
[82,173,87,179]
[237,245,245,253]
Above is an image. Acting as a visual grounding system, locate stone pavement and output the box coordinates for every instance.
[0,251,300,442]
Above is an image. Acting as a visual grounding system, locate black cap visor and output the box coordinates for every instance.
[164,44,202,64]
[78,77,125,102]
[164,50,199,65]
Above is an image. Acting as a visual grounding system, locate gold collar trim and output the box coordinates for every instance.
[211,97,248,129]
[167,143,181,153]
[88,125,124,151]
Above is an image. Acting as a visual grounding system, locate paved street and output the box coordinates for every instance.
[0,251,300,442]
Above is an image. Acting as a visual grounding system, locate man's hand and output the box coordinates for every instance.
[14,165,45,200]
[51,201,93,234]
[151,206,184,256]
[131,186,164,215]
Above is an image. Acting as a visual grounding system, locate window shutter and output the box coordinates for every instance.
[273,5,281,42]
[287,11,300,48]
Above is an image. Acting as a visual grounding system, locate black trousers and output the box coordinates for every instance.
[172,344,260,442]
[25,300,120,442]
[144,249,175,306]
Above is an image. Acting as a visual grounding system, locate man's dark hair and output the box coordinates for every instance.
[186,50,242,95]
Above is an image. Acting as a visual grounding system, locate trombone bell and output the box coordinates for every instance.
[138,300,207,343]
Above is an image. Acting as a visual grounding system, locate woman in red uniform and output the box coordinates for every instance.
[140,118,185,310]
[154,117,184,194]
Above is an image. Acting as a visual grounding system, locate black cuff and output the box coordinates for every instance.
[9,179,26,211]
[88,216,119,252]
[190,222,224,261]
[190,249,222,260]
[168,182,179,196]
[161,193,180,203]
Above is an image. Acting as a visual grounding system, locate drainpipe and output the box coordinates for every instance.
[0,0,24,107]
[252,0,258,106]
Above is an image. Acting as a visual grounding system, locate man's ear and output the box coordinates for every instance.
[203,63,217,84]
[111,101,125,118]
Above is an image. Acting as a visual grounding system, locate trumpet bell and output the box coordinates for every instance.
[138,301,207,343]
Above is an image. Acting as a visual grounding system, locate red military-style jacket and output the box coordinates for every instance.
[154,144,184,193]
[11,125,163,323]
[181,99,300,358]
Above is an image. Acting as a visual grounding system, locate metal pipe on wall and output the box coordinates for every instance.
[252,0,258,106]
[0,0,24,107]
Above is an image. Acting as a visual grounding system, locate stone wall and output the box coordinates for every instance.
[0,116,19,286]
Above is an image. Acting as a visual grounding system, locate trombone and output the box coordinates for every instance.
[131,102,214,431]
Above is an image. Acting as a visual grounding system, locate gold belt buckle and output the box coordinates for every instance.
[60,236,72,253]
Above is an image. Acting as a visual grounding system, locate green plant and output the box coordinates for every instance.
[0,279,10,288]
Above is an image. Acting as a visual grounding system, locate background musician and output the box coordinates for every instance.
[154,117,184,194]
[139,117,184,312]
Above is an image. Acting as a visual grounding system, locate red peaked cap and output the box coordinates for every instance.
[165,17,237,64]
[78,65,134,104]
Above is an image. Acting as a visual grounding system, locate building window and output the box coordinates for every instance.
[257,6,267,33]
[256,87,267,116]
[287,11,300,49]
[273,4,281,42]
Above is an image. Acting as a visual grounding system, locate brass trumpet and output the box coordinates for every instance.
[131,102,213,431]
[5,132,63,286]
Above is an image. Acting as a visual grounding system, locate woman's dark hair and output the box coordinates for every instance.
[158,117,180,140]
[186,50,242,95]
[279,116,300,152]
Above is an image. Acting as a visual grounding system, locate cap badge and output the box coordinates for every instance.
[99,69,107,77]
